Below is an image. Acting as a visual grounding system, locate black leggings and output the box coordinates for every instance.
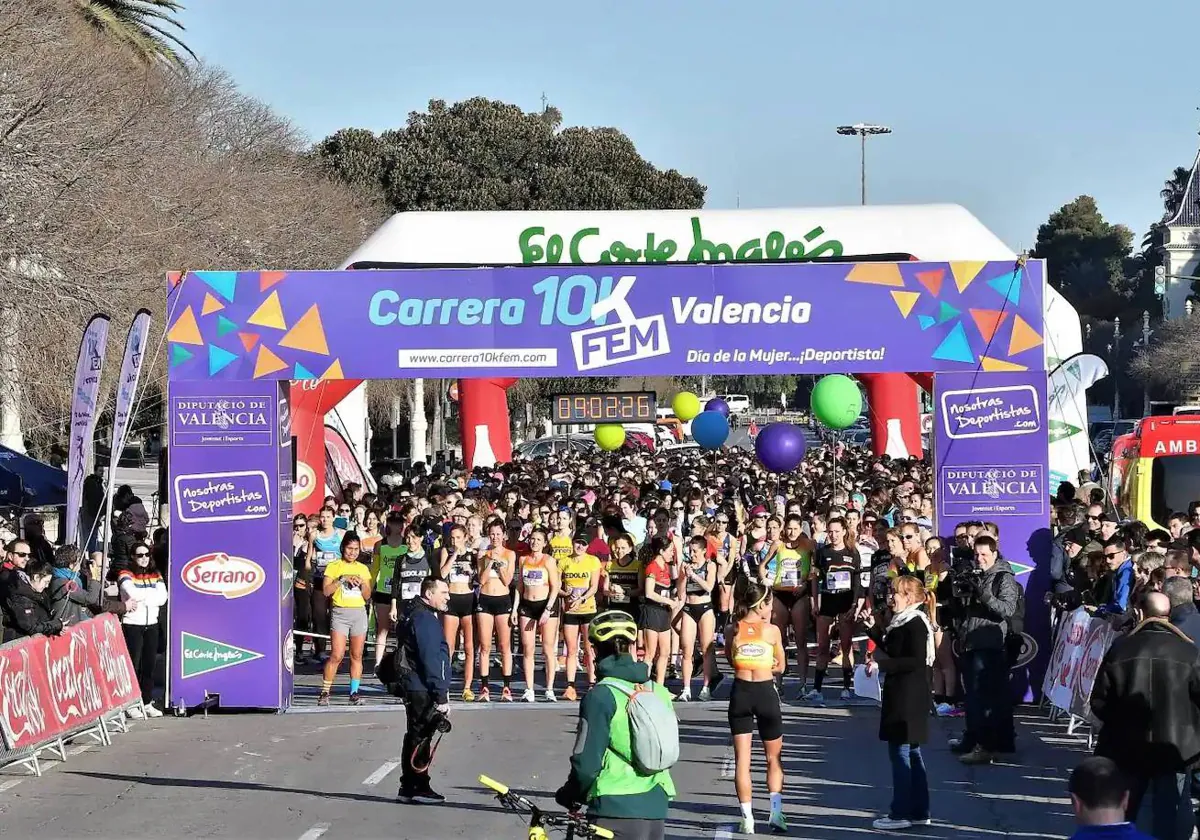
[294,585,312,635]
[122,622,159,704]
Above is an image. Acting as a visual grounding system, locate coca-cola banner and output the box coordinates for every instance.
[0,615,138,752]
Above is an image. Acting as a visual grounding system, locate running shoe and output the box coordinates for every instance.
[477,687,491,702]
[563,685,578,702]
[544,690,557,703]
[676,689,691,702]
[349,693,364,706]
[959,746,994,766]
[872,817,912,830]
[412,787,446,805]
[840,688,857,702]
[768,810,788,834]
[461,687,476,702]
[126,706,145,720]
[738,818,755,835]
[934,702,956,717]
[144,703,163,718]
[522,688,537,703]
[698,686,711,702]
[500,686,513,702]
[803,689,825,706]
[317,691,330,707]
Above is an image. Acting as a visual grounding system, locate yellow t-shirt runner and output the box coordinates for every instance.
[560,553,601,615]
[324,558,372,609]
[549,534,573,563]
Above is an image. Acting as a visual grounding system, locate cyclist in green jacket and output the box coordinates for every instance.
[555,610,675,840]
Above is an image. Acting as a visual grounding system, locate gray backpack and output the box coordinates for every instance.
[600,677,680,774]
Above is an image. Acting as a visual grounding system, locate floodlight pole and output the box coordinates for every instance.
[836,124,892,205]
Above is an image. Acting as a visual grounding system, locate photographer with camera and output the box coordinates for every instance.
[949,535,1020,765]
[395,576,452,806]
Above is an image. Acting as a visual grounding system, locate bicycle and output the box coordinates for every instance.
[479,775,614,840]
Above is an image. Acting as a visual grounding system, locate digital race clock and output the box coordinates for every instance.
[552,392,657,425]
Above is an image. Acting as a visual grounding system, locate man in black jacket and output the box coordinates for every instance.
[953,535,1021,765]
[4,559,63,640]
[396,576,450,806]
[1091,591,1200,840]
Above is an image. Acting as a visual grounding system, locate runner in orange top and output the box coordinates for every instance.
[476,518,516,701]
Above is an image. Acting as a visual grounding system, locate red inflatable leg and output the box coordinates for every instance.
[459,377,516,468]
[858,372,923,459]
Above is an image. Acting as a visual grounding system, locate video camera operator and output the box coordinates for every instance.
[948,535,1020,765]
[1047,528,1100,620]
[394,576,452,805]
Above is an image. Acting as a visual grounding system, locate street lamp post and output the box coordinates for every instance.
[836,123,892,205]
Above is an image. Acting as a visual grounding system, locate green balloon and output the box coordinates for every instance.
[594,424,626,451]
[672,391,701,422]
[810,374,863,430]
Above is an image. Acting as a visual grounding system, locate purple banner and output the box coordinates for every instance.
[165,261,1046,382]
[109,309,152,461]
[66,314,110,547]
[168,379,291,711]
[934,370,1052,697]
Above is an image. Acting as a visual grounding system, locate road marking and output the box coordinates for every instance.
[298,822,331,840]
[362,759,402,786]
[0,780,22,792]
[713,824,736,839]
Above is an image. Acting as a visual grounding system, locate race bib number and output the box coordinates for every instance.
[524,568,546,586]
[778,561,800,588]
[567,585,588,610]
[826,570,852,593]
[859,571,871,590]
[401,581,421,600]
[449,563,472,584]
[341,578,361,595]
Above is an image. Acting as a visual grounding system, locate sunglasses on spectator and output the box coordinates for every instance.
[901,534,917,540]
[134,551,150,558]
[1103,551,1122,558]
[12,550,29,557]
[1087,516,1101,522]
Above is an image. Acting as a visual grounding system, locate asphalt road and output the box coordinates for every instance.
[0,696,1086,840]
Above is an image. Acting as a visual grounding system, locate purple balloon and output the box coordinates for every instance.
[754,423,807,473]
[704,397,730,417]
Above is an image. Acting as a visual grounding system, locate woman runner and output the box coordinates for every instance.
[318,533,372,706]
[306,506,344,661]
[726,579,787,835]
[389,525,430,618]
[558,532,602,701]
[475,518,516,701]
[440,523,479,701]
[370,511,406,668]
[810,516,866,704]
[640,535,679,686]
[760,515,815,697]
[512,527,561,701]
[676,534,719,701]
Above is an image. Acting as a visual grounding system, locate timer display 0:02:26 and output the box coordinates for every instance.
[553,393,655,424]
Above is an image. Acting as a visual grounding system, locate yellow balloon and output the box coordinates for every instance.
[594,424,626,451]
[672,392,701,422]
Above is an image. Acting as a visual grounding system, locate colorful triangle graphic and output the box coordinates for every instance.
[932,322,975,365]
[238,332,260,351]
[293,362,316,380]
[170,344,194,366]
[167,271,184,289]
[259,271,287,292]
[915,269,945,297]
[247,291,287,330]
[201,293,224,316]
[950,261,988,293]
[890,290,920,319]
[279,304,329,356]
[981,355,1027,372]
[969,309,1009,344]
[320,358,345,380]
[166,306,204,346]
[194,270,238,303]
[253,344,288,379]
[1008,315,1042,356]
[988,269,1022,305]
[1049,419,1083,443]
[216,315,238,337]
[208,344,238,376]
[845,263,905,288]
[917,315,936,331]
[936,301,960,325]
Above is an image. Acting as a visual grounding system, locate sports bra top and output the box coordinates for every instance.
[731,620,776,670]
[521,554,551,588]
[684,561,710,596]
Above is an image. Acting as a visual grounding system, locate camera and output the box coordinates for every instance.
[950,568,984,600]
[423,708,452,737]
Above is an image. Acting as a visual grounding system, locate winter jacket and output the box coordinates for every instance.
[118,567,168,626]
[956,559,1021,652]
[4,579,63,638]
[1097,559,1135,616]
[1091,619,1200,776]
[49,570,102,626]
[399,597,449,702]
[867,616,931,745]
[1171,602,1200,649]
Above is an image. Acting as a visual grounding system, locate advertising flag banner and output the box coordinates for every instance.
[66,314,111,547]
[109,309,152,465]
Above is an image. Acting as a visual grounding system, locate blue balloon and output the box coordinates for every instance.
[704,397,730,417]
[691,410,730,451]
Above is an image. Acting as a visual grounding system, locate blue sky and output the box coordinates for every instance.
[181,0,1200,250]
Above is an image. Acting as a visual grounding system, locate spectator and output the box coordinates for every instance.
[49,545,102,626]
[1097,536,1135,616]
[1091,592,1200,840]
[81,464,106,564]
[118,543,168,719]
[4,559,62,639]
[22,514,54,566]
[1068,757,1154,840]
[108,509,148,582]
[1164,577,1200,648]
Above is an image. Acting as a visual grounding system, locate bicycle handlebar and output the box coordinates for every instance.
[479,775,509,795]
[478,775,614,839]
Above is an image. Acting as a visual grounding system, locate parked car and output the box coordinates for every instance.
[514,435,597,460]
[717,394,752,416]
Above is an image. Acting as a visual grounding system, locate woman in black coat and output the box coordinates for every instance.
[862,574,934,832]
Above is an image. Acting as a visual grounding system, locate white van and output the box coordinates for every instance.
[719,394,752,415]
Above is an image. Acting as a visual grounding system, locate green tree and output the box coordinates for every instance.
[1031,196,1135,321]
[314,97,706,212]
[74,0,195,67]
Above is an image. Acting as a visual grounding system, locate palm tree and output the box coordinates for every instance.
[1160,166,1192,220]
[74,0,196,68]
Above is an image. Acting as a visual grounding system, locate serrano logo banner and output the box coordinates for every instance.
[181,552,266,599]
